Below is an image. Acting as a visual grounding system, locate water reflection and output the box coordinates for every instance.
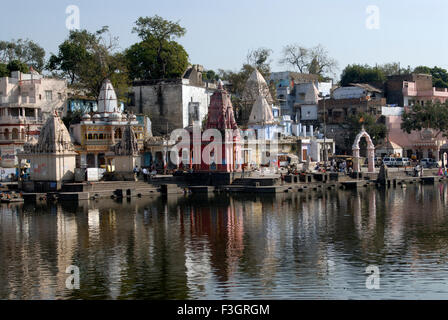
[2,185,448,299]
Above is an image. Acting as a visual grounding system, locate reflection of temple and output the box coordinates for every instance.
[70,79,150,168]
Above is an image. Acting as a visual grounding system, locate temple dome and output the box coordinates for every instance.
[82,113,91,121]
[97,79,118,113]
[24,112,75,154]
[248,95,275,126]
[206,84,239,131]
[303,82,319,104]
[242,69,273,104]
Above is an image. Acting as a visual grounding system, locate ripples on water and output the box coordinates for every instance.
[1,184,448,299]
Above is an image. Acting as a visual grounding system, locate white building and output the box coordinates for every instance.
[127,65,215,135]
[0,70,67,168]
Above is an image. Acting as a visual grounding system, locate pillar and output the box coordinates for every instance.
[368,146,375,173]
[353,147,360,172]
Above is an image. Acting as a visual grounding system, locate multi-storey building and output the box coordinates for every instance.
[270,71,332,118]
[386,73,448,107]
[0,70,67,167]
[127,65,216,136]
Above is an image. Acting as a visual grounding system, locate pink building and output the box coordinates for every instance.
[384,114,446,160]
[387,73,448,107]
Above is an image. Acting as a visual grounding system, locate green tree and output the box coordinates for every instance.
[340,64,385,86]
[413,66,448,88]
[126,15,189,80]
[48,27,130,100]
[246,47,272,76]
[0,63,8,77]
[125,39,188,80]
[378,62,411,76]
[279,44,337,77]
[7,60,29,73]
[401,100,448,137]
[202,70,219,82]
[0,39,45,72]
[343,113,387,154]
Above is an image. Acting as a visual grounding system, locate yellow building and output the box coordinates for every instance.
[70,79,150,168]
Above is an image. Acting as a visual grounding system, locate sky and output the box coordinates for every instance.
[1,0,448,78]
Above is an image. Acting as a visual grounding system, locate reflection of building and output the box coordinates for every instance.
[0,70,67,167]
[70,79,150,168]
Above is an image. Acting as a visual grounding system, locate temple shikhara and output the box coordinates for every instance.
[185,80,242,173]
[19,111,77,190]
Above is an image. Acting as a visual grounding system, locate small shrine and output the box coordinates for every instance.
[70,79,149,169]
[247,95,278,140]
[105,123,141,180]
[19,111,77,190]
[352,127,375,173]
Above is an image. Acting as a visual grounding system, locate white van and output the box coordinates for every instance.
[395,157,411,167]
[383,157,396,167]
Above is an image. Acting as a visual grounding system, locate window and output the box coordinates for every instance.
[115,128,122,139]
[128,93,135,106]
[45,90,53,101]
[58,93,62,100]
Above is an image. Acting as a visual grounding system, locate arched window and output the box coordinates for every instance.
[99,133,104,140]
[4,129,9,140]
[12,128,19,140]
[88,133,92,140]
[93,134,98,140]
[115,128,122,139]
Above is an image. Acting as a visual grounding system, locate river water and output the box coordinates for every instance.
[2,184,448,300]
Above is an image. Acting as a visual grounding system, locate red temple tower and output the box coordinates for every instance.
[196,81,241,172]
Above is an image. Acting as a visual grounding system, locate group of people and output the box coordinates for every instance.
[133,165,157,181]
[314,160,352,174]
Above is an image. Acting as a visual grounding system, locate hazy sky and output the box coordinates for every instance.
[1,0,448,77]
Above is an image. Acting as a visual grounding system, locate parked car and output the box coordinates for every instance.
[420,158,439,168]
[383,157,396,167]
[395,157,411,167]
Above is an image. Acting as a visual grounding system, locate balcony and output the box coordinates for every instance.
[0,96,37,106]
[0,116,42,124]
